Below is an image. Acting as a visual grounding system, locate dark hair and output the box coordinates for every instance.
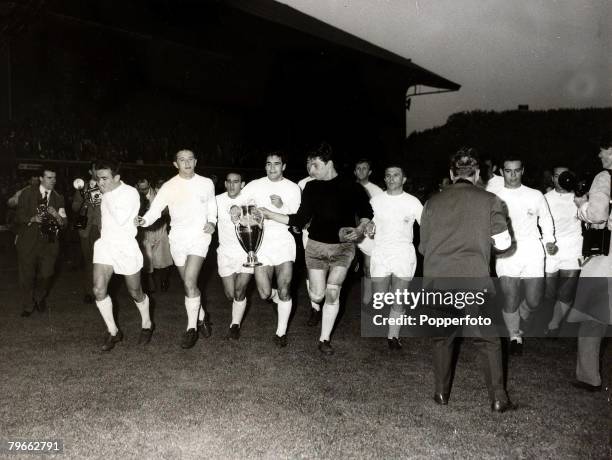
[174,149,196,161]
[265,151,286,165]
[95,159,121,177]
[384,164,406,177]
[136,177,150,185]
[600,132,612,149]
[450,147,479,178]
[306,141,334,163]
[355,158,372,169]
[500,155,523,167]
[225,171,243,182]
[39,166,57,177]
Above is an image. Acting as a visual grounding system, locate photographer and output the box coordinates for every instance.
[567,137,612,392]
[15,167,66,316]
[72,163,101,304]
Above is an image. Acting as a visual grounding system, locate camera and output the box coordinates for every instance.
[557,171,590,197]
[73,178,101,229]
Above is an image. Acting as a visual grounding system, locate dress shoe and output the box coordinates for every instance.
[197,316,212,338]
[273,334,288,348]
[101,330,123,351]
[509,339,523,356]
[387,337,402,350]
[138,323,155,345]
[571,380,602,392]
[491,400,517,413]
[433,393,449,405]
[307,308,321,327]
[181,328,198,349]
[318,340,334,355]
[227,324,240,340]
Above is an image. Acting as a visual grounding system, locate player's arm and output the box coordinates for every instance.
[138,184,168,227]
[264,183,310,227]
[536,192,557,254]
[204,181,217,233]
[413,198,424,226]
[344,182,373,240]
[418,202,430,255]
[490,196,511,251]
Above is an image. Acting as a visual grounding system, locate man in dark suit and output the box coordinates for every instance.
[15,167,66,316]
[419,148,516,412]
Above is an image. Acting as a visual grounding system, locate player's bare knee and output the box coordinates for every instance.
[257,286,271,300]
[308,288,325,303]
[128,287,144,302]
[325,284,340,304]
[277,283,291,301]
[92,285,107,301]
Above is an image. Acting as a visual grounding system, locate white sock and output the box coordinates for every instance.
[134,294,152,329]
[96,296,118,335]
[387,307,404,339]
[548,300,570,330]
[310,300,320,312]
[503,310,521,340]
[231,298,247,326]
[276,299,292,336]
[185,296,200,330]
[319,302,339,342]
[269,288,280,304]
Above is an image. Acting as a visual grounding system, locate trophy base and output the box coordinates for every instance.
[243,262,262,268]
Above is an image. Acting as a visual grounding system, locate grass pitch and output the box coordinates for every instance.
[0,247,608,459]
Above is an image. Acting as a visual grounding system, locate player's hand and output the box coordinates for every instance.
[229,205,241,224]
[364,221,376,238]
[573,195,587,208]
[203,222,215,234]
[134,216,145,227]
[339,227,362,242]
[258,207,271,218]
[270,195,283,208]
[545,242,558,256]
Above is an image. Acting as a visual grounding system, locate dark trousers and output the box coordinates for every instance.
[432,333,506,403]
[17,237,59,310]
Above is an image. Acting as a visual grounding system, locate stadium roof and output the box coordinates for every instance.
[227,0,460,92]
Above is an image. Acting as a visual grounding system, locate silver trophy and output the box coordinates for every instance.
[231,202,264,267]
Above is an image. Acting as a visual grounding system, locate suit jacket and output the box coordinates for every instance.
[15,185,65,253]
[419,181,507,278]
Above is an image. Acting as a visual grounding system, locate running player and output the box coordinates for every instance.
[92,160,152,351]
[136,149,217,349]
